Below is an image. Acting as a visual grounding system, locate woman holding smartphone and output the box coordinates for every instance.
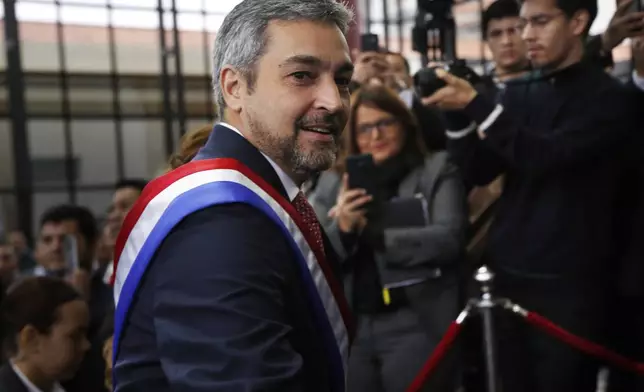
[311,84,468,392]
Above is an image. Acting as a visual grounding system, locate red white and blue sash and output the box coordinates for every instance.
[111,158,352,390]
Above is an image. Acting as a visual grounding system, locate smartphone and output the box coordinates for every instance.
[360,33,380,52]
[63,234,79,271]
[346,154,378,198]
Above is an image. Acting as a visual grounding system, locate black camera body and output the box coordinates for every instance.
[414,59,482,98]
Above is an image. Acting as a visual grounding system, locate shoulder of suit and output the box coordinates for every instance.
[0,365,24,391]
[422,151,454,176]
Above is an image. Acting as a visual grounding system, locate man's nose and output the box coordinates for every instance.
[315,76,344,113]
[521,25,535,42]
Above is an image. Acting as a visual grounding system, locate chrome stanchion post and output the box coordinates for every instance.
[475,266,499,392]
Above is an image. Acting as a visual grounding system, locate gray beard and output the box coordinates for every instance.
[244,109,338,183]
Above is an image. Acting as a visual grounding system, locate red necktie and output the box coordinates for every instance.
[292,192,325,257]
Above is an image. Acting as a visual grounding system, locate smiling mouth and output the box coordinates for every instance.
[301,126,336,136]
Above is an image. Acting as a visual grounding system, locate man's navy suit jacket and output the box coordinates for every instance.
[113,124,345,392]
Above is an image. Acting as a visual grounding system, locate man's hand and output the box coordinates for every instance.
[634,36,644,77]
[421,69,478,111]
[352,50,390,85]
[602,0,644,52]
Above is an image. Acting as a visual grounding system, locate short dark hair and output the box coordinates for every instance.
[482,0,520,40]
[116,179,147,193]
[40,204,99,246]
[555,0,597,35]
[1,277,81,356]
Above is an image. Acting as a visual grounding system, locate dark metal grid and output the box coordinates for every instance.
[107,0,126,179]
[170,0,187,136]
[3,0,218,235]
[54,0,77,204]
[157,0,176,158]
[19,0,229,16]
[3,0,34,239]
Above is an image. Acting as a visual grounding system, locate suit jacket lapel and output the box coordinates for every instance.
[193,124,290,201]
[0,365,30,392]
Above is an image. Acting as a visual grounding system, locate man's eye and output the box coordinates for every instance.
[291,71,312,81]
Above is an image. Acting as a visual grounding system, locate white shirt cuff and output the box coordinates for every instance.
[633,71,644,92]
[446,122,477,139]
[479,104,504,134]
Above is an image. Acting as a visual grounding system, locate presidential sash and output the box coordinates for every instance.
[111,158,352,391]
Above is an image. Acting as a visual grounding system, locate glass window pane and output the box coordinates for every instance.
[123,120,167,179]
[71,121,118,186]
[204,13,226,33]
[111,0,156,9]
[112,8,159,29]
[205,0,242,14]
[68,75,114,116]
[19,15,61,72]
[25,81,63,116]
[0,120,15,189]
[161,0,202,12]
[114,15,160,74]
[77,190,113,225]
[64,25,110,74]
[61,0,107,5]
[0,193,18,236]
[60,4,109,27]
[32,192,71,238]
[28,120,66,160]
[119,77,163,116]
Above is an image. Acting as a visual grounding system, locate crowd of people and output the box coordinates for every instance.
[0,0,643,391]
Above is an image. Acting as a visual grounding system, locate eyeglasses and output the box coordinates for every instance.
[517,12,564,31]
[356,117,398,137]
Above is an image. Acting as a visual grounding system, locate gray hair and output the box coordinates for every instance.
[212,0,354,119]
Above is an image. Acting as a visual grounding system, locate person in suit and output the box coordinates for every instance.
[311,84,468,392]
[111,0,355,391]
[0,277,90,392]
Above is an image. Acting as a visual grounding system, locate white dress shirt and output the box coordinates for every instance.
[219,122,301,202]
[10,362,66,392]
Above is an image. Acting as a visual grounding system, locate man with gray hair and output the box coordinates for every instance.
[110,0,355,391]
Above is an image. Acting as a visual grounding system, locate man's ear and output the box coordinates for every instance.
[18,325,41,354]
[220,66,244,113]
[571,9,591,37]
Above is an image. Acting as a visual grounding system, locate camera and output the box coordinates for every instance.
[414,59,482,98]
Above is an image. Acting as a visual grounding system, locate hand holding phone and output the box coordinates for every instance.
[603,0,644,51]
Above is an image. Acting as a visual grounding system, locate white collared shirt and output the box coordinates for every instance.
[10,362,66,392]
[219,122,301,202]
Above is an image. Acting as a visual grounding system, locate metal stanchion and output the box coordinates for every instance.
[475,266,499,392]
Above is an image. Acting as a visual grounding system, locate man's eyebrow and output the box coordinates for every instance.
[279,55,324,67]
[279,55,354,73]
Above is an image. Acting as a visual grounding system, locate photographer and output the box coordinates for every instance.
[351,46,448,151]
[421,0,640,391]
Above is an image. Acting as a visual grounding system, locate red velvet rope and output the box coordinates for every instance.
[525,311,644,374]
[406,321,463,392]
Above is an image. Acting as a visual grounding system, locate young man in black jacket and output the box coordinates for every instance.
[424,0,641,391]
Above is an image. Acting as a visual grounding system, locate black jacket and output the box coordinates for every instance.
[448,61,640,282]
